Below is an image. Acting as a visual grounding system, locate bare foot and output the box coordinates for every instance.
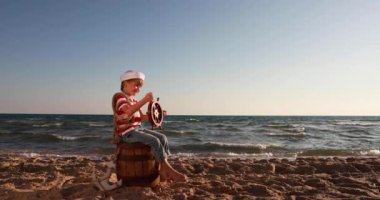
[160,170,187,182]
[160,160,188,182]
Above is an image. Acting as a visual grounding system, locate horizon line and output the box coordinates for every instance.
[0,113,379,117]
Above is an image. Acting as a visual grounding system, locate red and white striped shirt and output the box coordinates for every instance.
[112,92,142,135]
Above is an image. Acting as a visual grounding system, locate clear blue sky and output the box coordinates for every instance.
[1,0,379,115]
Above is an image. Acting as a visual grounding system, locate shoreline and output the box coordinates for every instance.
[1,146,380,159]
[1,154,380,199]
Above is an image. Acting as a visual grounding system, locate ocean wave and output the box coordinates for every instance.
[6,119,42,125]
[5,150,103,158]
[262,123,305,134]
[32,122,63,127]
[333,120,380,126]
[303,125,335,132]
[265,131,305,137]
[88,123,108,127]
[296,149,356,157]
[209,124,243,132]
[263,124,295,129]
[173,142,283,154]
[209,142,273,149]
[0,130,12,135]
[78,121,109,127]
[360,149,380,156]
[20,152,41,157]
[32,124,50,127]
[345,129,371,135]
[335,129,375,140]
[164,120,184,123]
[26,117,44,121]
[170,152,274,158]
[298,149,380,157]
[163,130,198,136]
[210,152,274,158]
[52,134,99,141]
[186,118,201,122]
[21,133,100,142]
[211,124,225,128]
[171,152,196,157]
[259,127,305,137]
[224,127,242,132]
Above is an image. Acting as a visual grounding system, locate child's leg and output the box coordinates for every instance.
[122,129,167,161]
[121,129,187,182]
[142,129,171,156]
[141,129,187,182]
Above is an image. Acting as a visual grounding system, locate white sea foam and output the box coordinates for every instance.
[171,152,274,159]
[0,130,12,134]
[79,121,107,127]
[32,122,63,127]
[20,152,41,157]
[360,149,380,155]
[266,131,305,136]
[165,130,186,134]
[164,120,183,123]
[208,142,279,150]
[186,118,201,122]
[52,134,80,141]
[33,124,50,127]
[88,123,106,127]
[224,152,274,158]
[171,153,196,158]
[208,142,256,147]
[255,144,267,150]
[52,134,99,141]
[335,121,380,126]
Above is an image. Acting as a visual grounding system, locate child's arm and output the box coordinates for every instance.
[121,92,153,118]
[141,113,149,122]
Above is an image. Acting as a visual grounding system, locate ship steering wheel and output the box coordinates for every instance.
[147,98,164,129]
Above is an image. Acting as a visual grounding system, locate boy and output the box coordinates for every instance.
[112,70,186,182]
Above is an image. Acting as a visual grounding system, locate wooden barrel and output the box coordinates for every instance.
[116,142,160,187]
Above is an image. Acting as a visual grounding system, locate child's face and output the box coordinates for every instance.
[123,79,143,96]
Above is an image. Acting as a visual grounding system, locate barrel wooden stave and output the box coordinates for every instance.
[116,142,160,187]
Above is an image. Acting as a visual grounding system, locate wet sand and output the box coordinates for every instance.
[1,155,380,199]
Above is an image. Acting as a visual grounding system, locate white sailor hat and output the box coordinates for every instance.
[120,70,145,82]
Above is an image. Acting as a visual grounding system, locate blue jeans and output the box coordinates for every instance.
[120,128,170,161]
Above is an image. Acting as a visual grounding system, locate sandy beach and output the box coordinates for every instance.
[0,155,379,200]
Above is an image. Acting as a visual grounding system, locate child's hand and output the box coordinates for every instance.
[143,92,154,103]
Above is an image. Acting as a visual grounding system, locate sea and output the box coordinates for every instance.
[1,114,380,158]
